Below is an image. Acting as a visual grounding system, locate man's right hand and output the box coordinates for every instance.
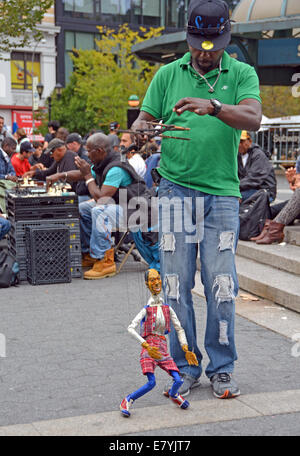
[46,173,63,190]
[5,175,18,183]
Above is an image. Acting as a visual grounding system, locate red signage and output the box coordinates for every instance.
[11,110,44,142]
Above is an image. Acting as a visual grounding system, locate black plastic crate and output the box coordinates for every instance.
[6,191,79,221]
[26,226,72,285]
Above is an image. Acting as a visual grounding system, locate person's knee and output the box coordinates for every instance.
[147,376,156,390]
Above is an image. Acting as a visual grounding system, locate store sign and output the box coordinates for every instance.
[11,110,44,141]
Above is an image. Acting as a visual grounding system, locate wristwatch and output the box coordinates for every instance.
[209,99,222,117]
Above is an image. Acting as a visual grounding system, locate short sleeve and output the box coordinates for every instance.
[236,65,261,105]
[103,167,132,188]
[141,68,166,119]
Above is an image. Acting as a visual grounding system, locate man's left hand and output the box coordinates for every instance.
[75,156,91,178]
[173,98,214,116]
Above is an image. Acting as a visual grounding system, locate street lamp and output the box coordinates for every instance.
[37,82,44,100]
[47,83,64,121]
[127,95,140,129]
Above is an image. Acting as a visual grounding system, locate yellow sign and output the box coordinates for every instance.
[202,41,214,50]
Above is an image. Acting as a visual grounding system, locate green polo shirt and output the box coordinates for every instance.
[141,51,261,197]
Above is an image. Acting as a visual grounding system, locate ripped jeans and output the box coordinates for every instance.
[158,178,240,379]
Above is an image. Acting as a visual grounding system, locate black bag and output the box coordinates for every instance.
[239,189,271,241]
[0,251,20,288]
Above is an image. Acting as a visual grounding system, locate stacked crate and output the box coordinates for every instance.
[6,189,82,282]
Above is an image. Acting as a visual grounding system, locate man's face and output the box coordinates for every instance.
[239,138,252,155]
[0,118,4,131]
[188,45,224,73]
[51,145,66,162]
[120,133,132,149]
[3,142,16,157]
[67,141,80,153]
[21,151,32,160]
[146,269,162,296]
[34,146,43,157]
[86,143,107,165]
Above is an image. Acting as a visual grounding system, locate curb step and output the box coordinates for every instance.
[284,225,300,247]
[235,256,300,313]
[237,240,300,276]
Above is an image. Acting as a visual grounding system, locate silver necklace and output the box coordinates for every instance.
[192,57,222,93]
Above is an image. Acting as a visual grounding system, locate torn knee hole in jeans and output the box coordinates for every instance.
[160,233,176,253]
[165,274,180,301]
[212,274,235,306]
[218,231,235,254]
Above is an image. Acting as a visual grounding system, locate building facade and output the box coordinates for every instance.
[0,5,60,138]
[55,0,189,85]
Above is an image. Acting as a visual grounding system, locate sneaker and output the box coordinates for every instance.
[169,393,190,409]
[210,373,240,399]
[120,396,134,417]
[163,373,201,398]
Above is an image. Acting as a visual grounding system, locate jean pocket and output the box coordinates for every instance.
[158,178,174,198]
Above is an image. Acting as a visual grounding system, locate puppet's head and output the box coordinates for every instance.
[145,269,162,296]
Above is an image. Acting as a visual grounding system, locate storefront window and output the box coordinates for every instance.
[11,52,41,90]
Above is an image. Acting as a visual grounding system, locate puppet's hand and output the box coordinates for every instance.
[182,345,199,366]
[142,342,162,360]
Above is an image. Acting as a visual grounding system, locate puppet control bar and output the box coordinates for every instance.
[120,122,191,142]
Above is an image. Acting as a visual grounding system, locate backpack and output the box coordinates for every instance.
[239,189,271,241]
[0,251,20,288]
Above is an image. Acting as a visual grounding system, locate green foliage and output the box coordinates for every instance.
[0,0,53,54]
[260,86,300,118]
[49,24,163,135]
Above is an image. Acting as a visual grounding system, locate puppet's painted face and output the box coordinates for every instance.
[147,269,162,295]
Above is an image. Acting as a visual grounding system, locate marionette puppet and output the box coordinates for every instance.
[120,268,198,417]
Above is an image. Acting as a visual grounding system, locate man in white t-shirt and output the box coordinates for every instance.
[120,132,146,179]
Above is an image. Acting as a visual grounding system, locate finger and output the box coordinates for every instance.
[174,103,195,115]
[173,98,190,110]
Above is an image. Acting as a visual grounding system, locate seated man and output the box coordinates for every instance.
[119,132,146,179]
[11,141,38,177]
[50,133,159,279]
[253,156,300,244]
[24,139,79,192]
[238,131,277,202]
[0,214,11,241]
[0,137,18,182]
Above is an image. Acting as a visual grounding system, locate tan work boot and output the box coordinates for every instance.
[82,253,97,268]
[84,248,116,280]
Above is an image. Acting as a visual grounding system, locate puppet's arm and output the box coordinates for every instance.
[128,308,162,360]
[170,308,198,366]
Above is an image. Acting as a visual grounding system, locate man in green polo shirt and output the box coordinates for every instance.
[132,0,262,400]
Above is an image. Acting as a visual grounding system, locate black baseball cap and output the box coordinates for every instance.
[66,133,82,144]
[187,0,231,52]
[110,121,119,131]
[20,141,35,153]
[45,138,65,154]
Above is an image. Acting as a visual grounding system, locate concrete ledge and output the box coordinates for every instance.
[284,226,300,247]
[236,256,300,313]
[1,389,300,436]
[237,241,300,276]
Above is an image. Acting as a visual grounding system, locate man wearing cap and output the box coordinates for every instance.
[24,139,78,192]
[65,133,91,202]
[108,121,120,152]
[238,130,276,202]
[11,141,43,177]
[132,0,262,400]
[66,133,89,160]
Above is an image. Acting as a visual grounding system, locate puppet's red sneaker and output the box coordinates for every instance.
[169,393,190,409]
[120,396,134,417]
